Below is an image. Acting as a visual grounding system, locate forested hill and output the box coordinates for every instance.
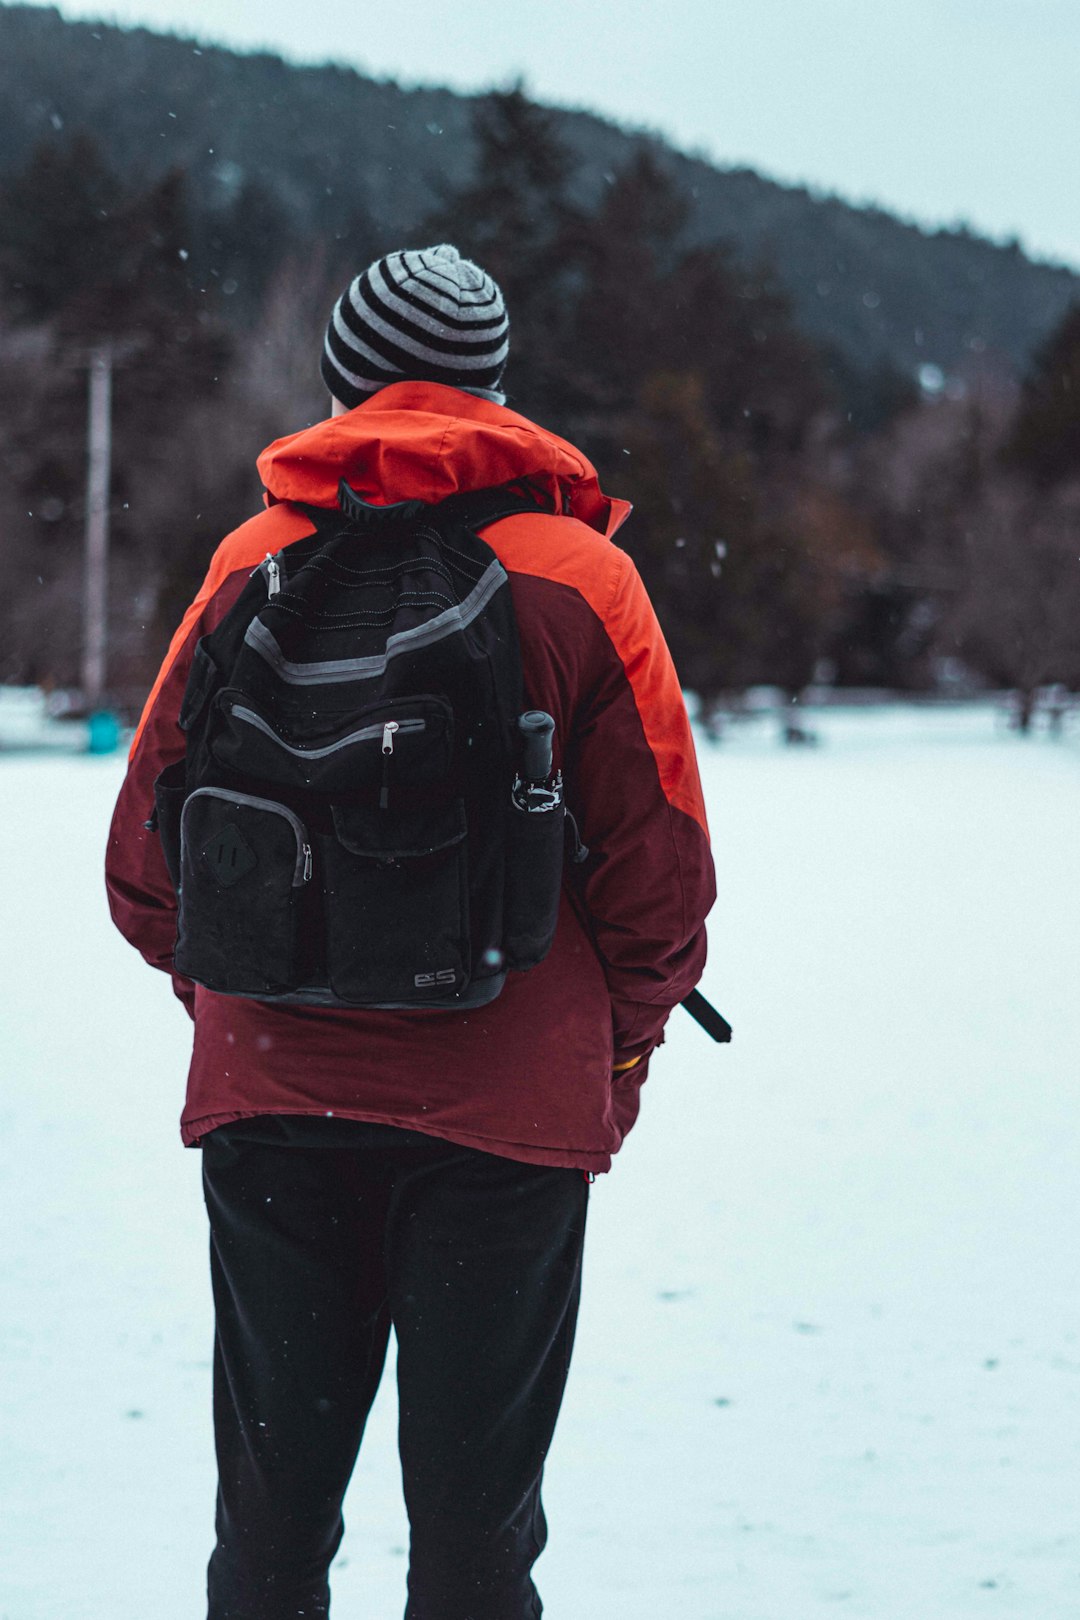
[1,1,1076,385]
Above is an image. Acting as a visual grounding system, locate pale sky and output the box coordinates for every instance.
[18,0,1080,269]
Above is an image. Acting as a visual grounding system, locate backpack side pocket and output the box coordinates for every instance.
[502,798,566,971]
[152,758,187,893]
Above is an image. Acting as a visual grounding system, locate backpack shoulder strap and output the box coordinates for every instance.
[432,479,554,533]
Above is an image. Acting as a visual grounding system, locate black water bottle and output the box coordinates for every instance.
[513,711,561,813]
[519,711,555,782]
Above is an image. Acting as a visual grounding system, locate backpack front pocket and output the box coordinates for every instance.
[209,692,453,795]
[321,801,469,1005]
[174,788,312,995]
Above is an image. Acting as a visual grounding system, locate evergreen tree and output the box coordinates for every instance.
[201,177,298,318]
[424,84,581,413]
[0,134,124,322]
[569,151,688,406]
[1006,301,1080,486]
[664,245,828,455]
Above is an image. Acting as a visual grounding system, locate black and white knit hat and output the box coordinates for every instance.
[321,244,509,408]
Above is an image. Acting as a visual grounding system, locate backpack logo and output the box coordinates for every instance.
[414,969,458,988]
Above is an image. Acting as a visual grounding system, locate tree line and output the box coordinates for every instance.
[1,87,1078,725]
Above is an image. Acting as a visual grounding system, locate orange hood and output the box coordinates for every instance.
[256,381,631,540]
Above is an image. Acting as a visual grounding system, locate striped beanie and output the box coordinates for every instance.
[321,244,510,408]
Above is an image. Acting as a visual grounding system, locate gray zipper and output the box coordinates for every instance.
[183,786,312,885]
[227,702,426,761]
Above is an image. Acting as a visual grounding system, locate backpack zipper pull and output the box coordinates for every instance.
[379,721,400,809]
[264,553,281,597]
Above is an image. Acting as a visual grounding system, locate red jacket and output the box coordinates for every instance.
[106,382,715,1171]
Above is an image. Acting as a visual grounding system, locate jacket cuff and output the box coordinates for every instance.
[611,995,671,1057]
[612,1026,664,1072]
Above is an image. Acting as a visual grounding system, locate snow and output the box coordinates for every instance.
[1,702,1078,1619]
[0,686,87,753]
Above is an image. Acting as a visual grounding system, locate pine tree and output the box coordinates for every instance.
[424,84,581,413]
[569,151,688,407]
[1006,301,1080,486]
[0,134,123,322]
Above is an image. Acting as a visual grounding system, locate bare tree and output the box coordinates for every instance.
[945,476,1080,728]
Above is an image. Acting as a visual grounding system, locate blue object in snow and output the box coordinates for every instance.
[87,709,121,755]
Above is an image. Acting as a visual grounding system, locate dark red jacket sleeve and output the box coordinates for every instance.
[566,553,716,1061]
[105,564,251,1017]
[106,641,198,1016]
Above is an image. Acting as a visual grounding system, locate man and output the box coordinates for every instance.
[106,244,715,1619]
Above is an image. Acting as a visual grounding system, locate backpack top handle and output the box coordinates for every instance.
[337,481,428,526]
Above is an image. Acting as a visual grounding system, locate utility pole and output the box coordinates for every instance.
[81,343,112,710]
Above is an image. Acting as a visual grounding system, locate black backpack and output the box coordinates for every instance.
[151,480,581,1010]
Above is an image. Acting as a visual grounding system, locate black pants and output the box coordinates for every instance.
[201,1116,588,1620]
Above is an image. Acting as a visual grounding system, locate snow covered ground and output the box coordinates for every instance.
[1,701,1078,1619]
